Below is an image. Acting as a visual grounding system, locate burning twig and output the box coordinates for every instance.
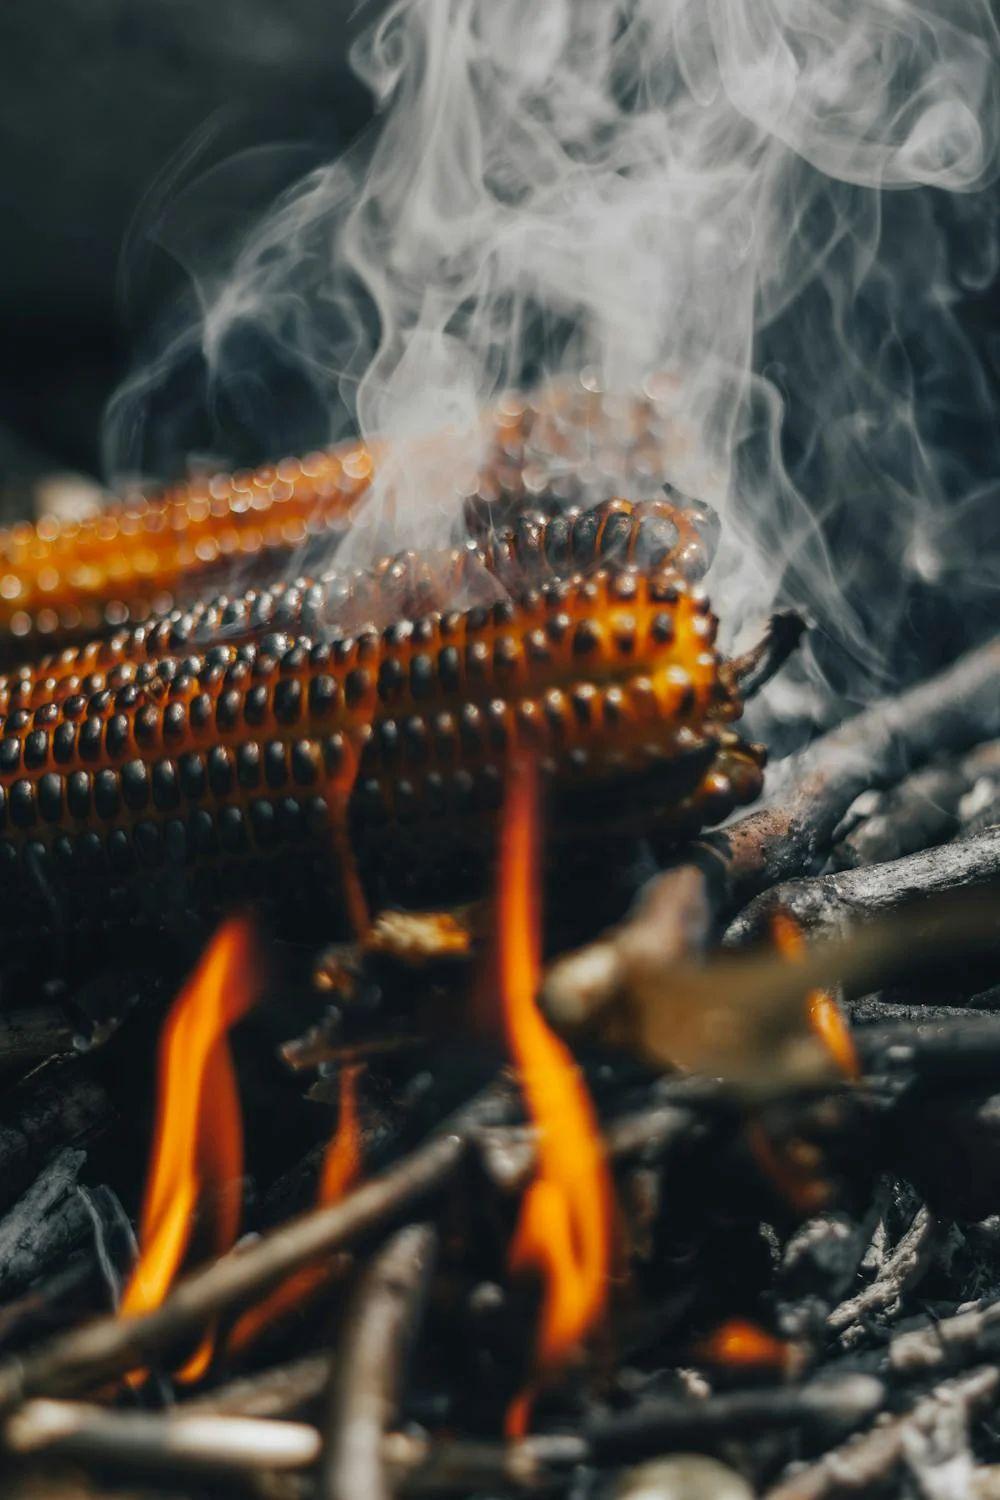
[321,1222,438,1500]
[0,1085,510,1414]
[764,1366,998,1500]
[726,824,1000,945]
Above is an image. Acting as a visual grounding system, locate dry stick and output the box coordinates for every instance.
[891,1297,1000,1377]
[764,1366,999,1500]
[0,1087,507,1416]
[691,635,1000,920]
[321,1223,438,1500]
[825,1206,937,1342]
[4,1398,320,1476]
[725,825,1000,946]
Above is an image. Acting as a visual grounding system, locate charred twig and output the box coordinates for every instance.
[890,1296,1000,1377]
[764,1366,998,1500]
[825,1205,937,1344]
[689,636,1000,918]
[0,1086,508,1414]
[321,1223,438,1500]
[0,1064,111,1213]
[728,612,809,701]
[583,1374,885,1463]
[0,1008,80,1072]
[0,1150,94,1298]
[725,825,1000,945]
[3,1398,320,1476]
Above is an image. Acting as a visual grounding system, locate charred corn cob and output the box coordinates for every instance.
[0,496,716,715]
[0,567,764,932]
[0,378,697,660]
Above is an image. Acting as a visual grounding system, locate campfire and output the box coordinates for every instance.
[0,3,999,1499]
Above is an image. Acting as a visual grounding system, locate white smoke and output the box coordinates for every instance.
[104,0,1000,722]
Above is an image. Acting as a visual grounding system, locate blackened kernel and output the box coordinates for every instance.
[309,675,339,716]
[238,742,262,788]
[78,831,105,870]
[244,685,269,726]
[458,704,483,753]
[452,769,476,812]
[308,642,332,668]
[94,769,121,819]
[571,684,598,725]
[88,689,112,716]
[377,658,405,701]
[190,693,212,730]
[466,605,489,632]
[614,615,637,654]
[151,760,180,811]
[105,715,129,757]
[0,838,15,873]
[79,718,103,761]
[411,619,435,647]
[106,828,133,872]
[466,641,490,677]
[291,740,320,786]
[33,703,59,728]
[37,773,62,822]
[403,716,429,764]
[478,764,503,811]
[277,797,304,843]
[164,819,187,864]
[572,620,601,656]
[650,574,681,604]
[208,746,234,797]
[345,668,372,708]
[63,695,86,720]
[651,611,675,644]
[323,735,345,778]
[24,730,48,769]
[281,645,308,674]
[353,779,387,827]
[216,689,241,731]
[493,637,519,671]
[115,684,142,712]
[225,661,250,688]
[438,646,461,691]
[635,512,680,569]
[433,712,457,757]
[178,752,206,800]
[604,686,625,724]
[305,796,331,836]
[67,771,91,819]
[600,512,634,559]
[218,806,247,854]
[544,690,568,730]
[273,679,302,725]
[0,739,21,775]
[492,599,516,626]
[250,798,278,847]
[526,629,550,662]
[134,820,163,866]
[163,702,187,739]
[409,654,434,700]
[264,741,288,788]
[121,760,149,811]
[357,632,379,662]
[189,808,217,857]
[333,637,356,667]
[7,709,29,734]
[135,706,160,747]
[571,509,600,564]
[376,719,400,764]
[543,514,571,568]
[395,778,417,822]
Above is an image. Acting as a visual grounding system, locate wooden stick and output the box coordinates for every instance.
[321,1223,438,1500]
[0,1087,508,1415]
[693,635,1000,918]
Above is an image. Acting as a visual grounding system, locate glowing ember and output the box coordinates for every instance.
[119,916,262,1382]
[498,757,613,1438]
[771,913,859,1080]
[227,1064,363,1354]
[694,1317,793,1371]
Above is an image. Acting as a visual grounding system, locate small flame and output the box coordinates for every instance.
[498,757,612,1438]
[770,913,859,1080]
[227,1064,363,1354]
[120,916,262,1382]
[694,1317,793,1371]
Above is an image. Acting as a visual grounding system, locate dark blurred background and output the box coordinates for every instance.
[0,0,373,510]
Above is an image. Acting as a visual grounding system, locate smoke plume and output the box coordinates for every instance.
[105,0,1000,727]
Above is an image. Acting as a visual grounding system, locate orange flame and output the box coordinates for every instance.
[227,1064,363,1354]
[694,1317,793,1371]
[771,912,859,1079]
[120,915,262,1382]
[498,757,613,1438]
